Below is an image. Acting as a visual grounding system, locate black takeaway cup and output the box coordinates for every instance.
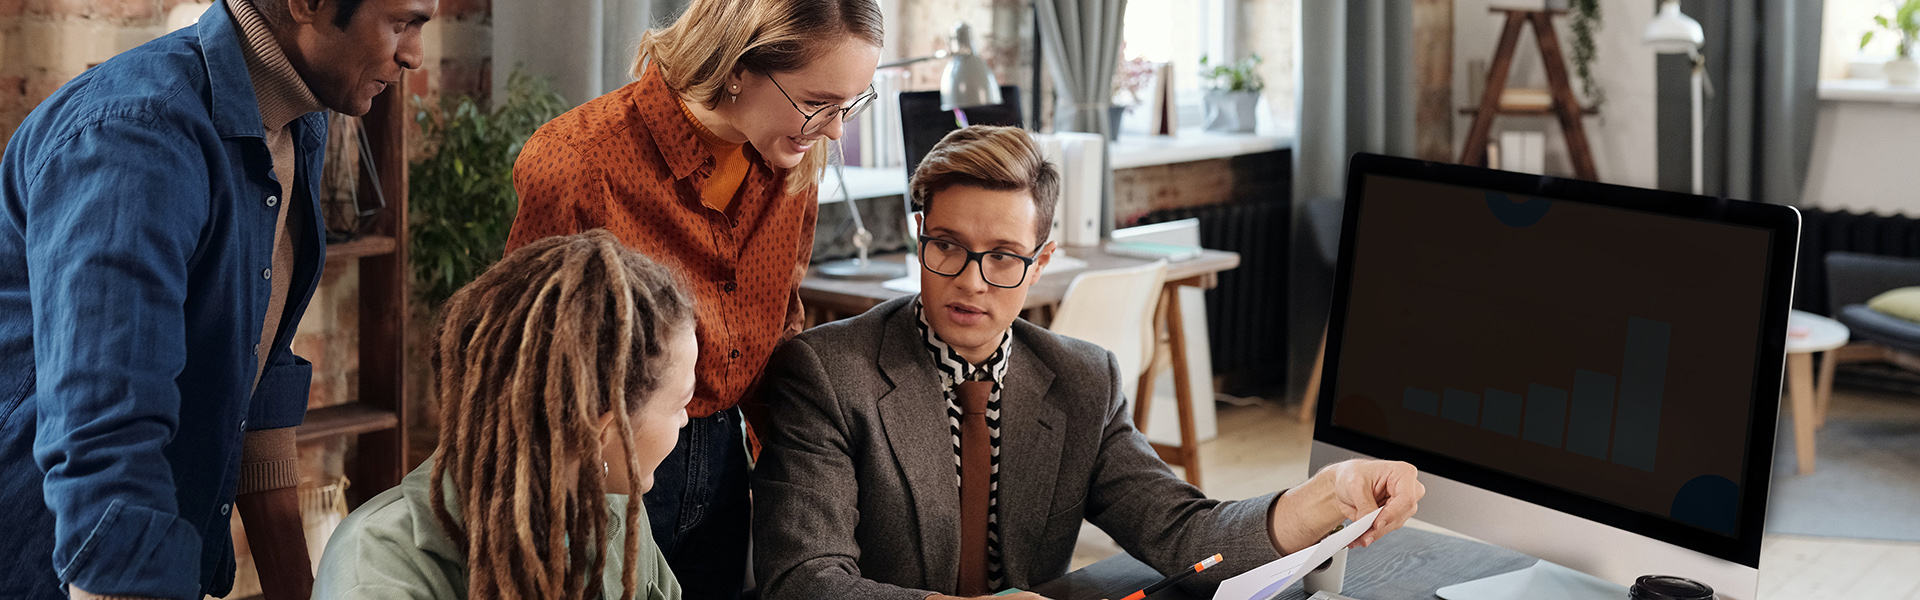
[1629,575,1715,600]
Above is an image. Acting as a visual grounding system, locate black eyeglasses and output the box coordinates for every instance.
[917,235,1041,289]
[766,73,877,136]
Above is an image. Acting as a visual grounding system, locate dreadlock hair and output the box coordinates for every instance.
[427,230,694,600]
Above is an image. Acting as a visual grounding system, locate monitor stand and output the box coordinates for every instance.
[1436,560,1629,600]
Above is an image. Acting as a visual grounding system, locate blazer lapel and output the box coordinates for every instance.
[995,335,1063,585]
[875,303,962,589]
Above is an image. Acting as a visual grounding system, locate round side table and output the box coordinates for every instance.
[1785,310,1850,475]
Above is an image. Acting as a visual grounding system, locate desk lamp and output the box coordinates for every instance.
[1643,0,1708,195]
[817,22,1002,280]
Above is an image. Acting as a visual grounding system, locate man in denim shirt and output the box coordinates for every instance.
[0,0,434,598]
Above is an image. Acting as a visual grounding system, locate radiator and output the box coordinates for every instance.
[1136,200,1291,379]
[1795,208,1920,315]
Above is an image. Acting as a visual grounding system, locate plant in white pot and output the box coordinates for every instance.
[1862,0,1920,86]
[1200,54,1263,133]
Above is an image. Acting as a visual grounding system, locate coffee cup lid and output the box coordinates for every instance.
[1630,575,1715,600]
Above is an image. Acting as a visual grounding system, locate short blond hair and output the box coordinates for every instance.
[635,0,883,196]
[909,126,1060,247]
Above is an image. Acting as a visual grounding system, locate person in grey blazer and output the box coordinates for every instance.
[753,126,1426,600]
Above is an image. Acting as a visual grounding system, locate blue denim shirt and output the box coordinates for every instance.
[0,1,327,598]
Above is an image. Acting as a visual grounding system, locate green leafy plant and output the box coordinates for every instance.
[1568,0,1604,110]
[1861,0,1920,57]
[409,68,568,306]
[1199,54,1265,93]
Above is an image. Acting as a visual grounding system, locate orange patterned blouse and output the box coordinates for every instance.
[507,67,818,421]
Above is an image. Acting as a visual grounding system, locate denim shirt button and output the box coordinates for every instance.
[266,195,278,208]
[261,268,272,280]
[238,419,247,432]
[219,503,230,516]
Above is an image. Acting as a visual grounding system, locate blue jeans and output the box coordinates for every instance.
[643,407,751,600]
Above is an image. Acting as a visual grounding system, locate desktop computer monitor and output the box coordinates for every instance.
[1311,153,1800,600]
[899,86,1024,199]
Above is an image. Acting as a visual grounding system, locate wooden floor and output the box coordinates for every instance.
[1072,394,1920,600]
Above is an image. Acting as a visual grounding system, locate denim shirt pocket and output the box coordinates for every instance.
[246,355,311,431]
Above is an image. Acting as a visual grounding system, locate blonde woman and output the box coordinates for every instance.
[505,1,882,597]
[313,231,697,599]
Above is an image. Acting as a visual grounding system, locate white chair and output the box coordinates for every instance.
[1050,260,1168,403]
[1050,260,1205,486]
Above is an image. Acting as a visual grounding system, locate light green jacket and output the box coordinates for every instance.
[312,457,681,600]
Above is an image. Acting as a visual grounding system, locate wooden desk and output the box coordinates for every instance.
[1030,527,1536,600]
[800,247,1241,486]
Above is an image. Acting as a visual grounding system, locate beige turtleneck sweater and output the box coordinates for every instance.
[230,0,322,497]
[74,3,323,599]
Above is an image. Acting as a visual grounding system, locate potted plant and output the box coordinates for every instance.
[410,68,568,306]
[1861,0,1920,86]
[1111,53,1155,140]
[1566,0,1604,110]
[1200,54,1263,133]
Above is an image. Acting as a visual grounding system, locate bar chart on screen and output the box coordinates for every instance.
[1398,317,1671,473]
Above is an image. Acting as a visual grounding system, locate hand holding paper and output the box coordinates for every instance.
[1211,508,1383,600]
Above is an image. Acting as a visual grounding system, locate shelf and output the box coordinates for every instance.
[1458,106,1600,116]
[296,402,399,444]
[324,235,398,262]
[1819,79,1920,104]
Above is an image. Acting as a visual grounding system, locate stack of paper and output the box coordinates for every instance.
[1212,508,1383,600]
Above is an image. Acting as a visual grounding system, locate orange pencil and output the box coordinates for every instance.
[1115,553,1223,600]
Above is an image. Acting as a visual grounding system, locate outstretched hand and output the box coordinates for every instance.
[1268,459,1425,553]
[1322,459,1424,547]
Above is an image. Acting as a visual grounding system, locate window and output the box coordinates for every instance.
[1117,0,1225,132]
[1821,0,1911,80]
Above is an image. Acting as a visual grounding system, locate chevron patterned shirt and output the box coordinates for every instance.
[913,299,1012,591]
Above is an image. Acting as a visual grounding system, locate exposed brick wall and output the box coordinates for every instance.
[1241,0,1296,127]
[1114,159,1238,225]
[0,0,202,144]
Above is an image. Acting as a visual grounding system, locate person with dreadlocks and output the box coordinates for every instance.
[504,1,883,595]
[312,230,698,600]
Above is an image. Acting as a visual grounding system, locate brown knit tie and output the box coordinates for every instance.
[956,380,993,596]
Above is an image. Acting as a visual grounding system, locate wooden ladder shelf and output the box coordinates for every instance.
[1459,8,1598,181]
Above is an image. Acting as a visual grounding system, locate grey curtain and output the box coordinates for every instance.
[1289,0,1414,406]
[1035,0,1126,235]
[1035,0,1126,135]
[495,0,684,105]
[1657,0,1823,205]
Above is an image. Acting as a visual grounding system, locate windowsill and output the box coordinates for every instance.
[1818,79,1920,104]
[818,123,1296,203]
[1109,125,1294,170]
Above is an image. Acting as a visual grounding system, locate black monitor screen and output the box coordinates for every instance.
[899,86,1023,201]
[1319,154,1798,567]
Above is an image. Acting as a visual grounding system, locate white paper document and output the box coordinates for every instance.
[1211,508,1383,600]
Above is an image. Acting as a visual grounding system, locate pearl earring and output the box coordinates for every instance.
[729,84,740,103]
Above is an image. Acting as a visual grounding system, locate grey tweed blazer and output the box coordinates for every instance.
[752,296,1283,600]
